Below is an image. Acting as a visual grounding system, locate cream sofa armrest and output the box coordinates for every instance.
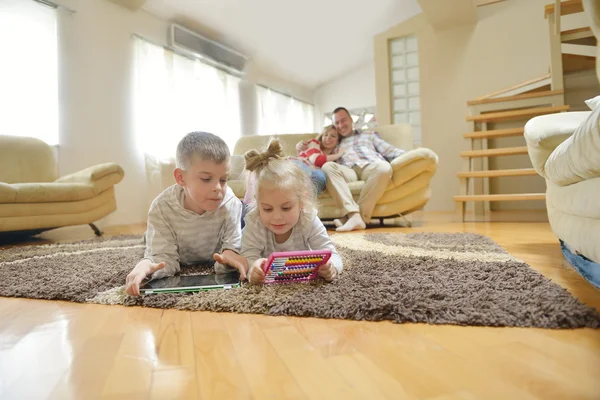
[55,163,124,194]
[390,148,439,169]
[56,163,124,183]
[0,182,17,203]
[524,111,591,179]
[389,148,439,187]
[543,107,600,186]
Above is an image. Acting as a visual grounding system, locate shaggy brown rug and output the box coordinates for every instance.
[1,232,599,329]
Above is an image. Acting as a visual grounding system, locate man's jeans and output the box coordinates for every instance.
[561,240,600,289]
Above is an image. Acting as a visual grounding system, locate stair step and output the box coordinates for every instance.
[467,90,564,106]
[473,73,551,101]
[562,43,598,57]
[563,53,597,73]
[561,26,595,43]
[457,168,538,178]
[460,146,529,158]
[454,193,546,202]
[545,0,583,17]
[466,105,570,123]
[464,128,524,139]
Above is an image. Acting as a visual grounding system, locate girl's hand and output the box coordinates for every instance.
[214,250,249,280]
[249,258,267,284]
[318,261,337,282]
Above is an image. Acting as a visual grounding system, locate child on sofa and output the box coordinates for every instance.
[241,139,343,284]
[125,131,248,296]
[296,125,344,168]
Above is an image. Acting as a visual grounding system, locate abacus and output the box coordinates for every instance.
[262,250,332,283]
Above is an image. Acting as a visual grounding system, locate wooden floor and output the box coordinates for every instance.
[0,213,599,400]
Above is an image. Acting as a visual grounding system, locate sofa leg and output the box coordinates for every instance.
[399,214,412,227]
[379,218,384,226]
[89,223,103,237]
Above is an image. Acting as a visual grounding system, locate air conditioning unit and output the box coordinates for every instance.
[169,23,249,77]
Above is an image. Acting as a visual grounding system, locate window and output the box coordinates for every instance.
[133,36,241,161]
[256,86,314,135]
[0,0,59,145]
[389,35,421,146]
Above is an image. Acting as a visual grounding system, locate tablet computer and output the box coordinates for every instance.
[139,271,241,294]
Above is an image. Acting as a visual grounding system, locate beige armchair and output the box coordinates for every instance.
[0,135,125,236]
[229,124,439,224]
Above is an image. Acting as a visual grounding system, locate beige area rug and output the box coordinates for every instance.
[0,233,599,329]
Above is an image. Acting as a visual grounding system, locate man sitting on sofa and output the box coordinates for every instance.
[322,107,406,231]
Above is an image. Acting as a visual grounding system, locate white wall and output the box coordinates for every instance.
[53,0,313,226]
[313,62,376,128]
[56,0,169,227]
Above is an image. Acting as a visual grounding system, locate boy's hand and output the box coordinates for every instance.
[318,261,337,282]
[125,260,165,296]
[214,250,249,280]
[248,258,267,284]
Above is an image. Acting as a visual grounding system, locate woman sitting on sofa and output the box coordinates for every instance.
[292,125,344,188]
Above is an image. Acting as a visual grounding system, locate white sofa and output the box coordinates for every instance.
[525,108,600,266]
[524,0,600,288]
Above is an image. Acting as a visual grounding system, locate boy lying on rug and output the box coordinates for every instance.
[125,132,248,296]
[241,139,343,284]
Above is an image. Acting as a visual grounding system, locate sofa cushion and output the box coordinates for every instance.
[546,178,600,220]
[546,178,600,264]
[0,135,58,184]
[547,179,600,265]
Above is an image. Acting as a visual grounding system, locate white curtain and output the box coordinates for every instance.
[0,0,58,145]
[256,85,314,135]
[133,36,241,162]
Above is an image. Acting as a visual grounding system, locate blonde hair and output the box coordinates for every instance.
[316,125,338,150]
[244,139,317,212]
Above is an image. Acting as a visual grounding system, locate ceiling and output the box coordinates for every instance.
[142,0,422,90]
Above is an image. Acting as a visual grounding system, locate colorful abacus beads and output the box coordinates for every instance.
[263,251,332,283]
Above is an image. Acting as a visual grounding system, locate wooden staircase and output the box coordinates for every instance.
[454,0,596,222]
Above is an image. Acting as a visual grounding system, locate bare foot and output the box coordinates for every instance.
[335,213,366,232]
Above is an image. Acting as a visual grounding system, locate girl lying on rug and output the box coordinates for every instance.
[241,139,343,284]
